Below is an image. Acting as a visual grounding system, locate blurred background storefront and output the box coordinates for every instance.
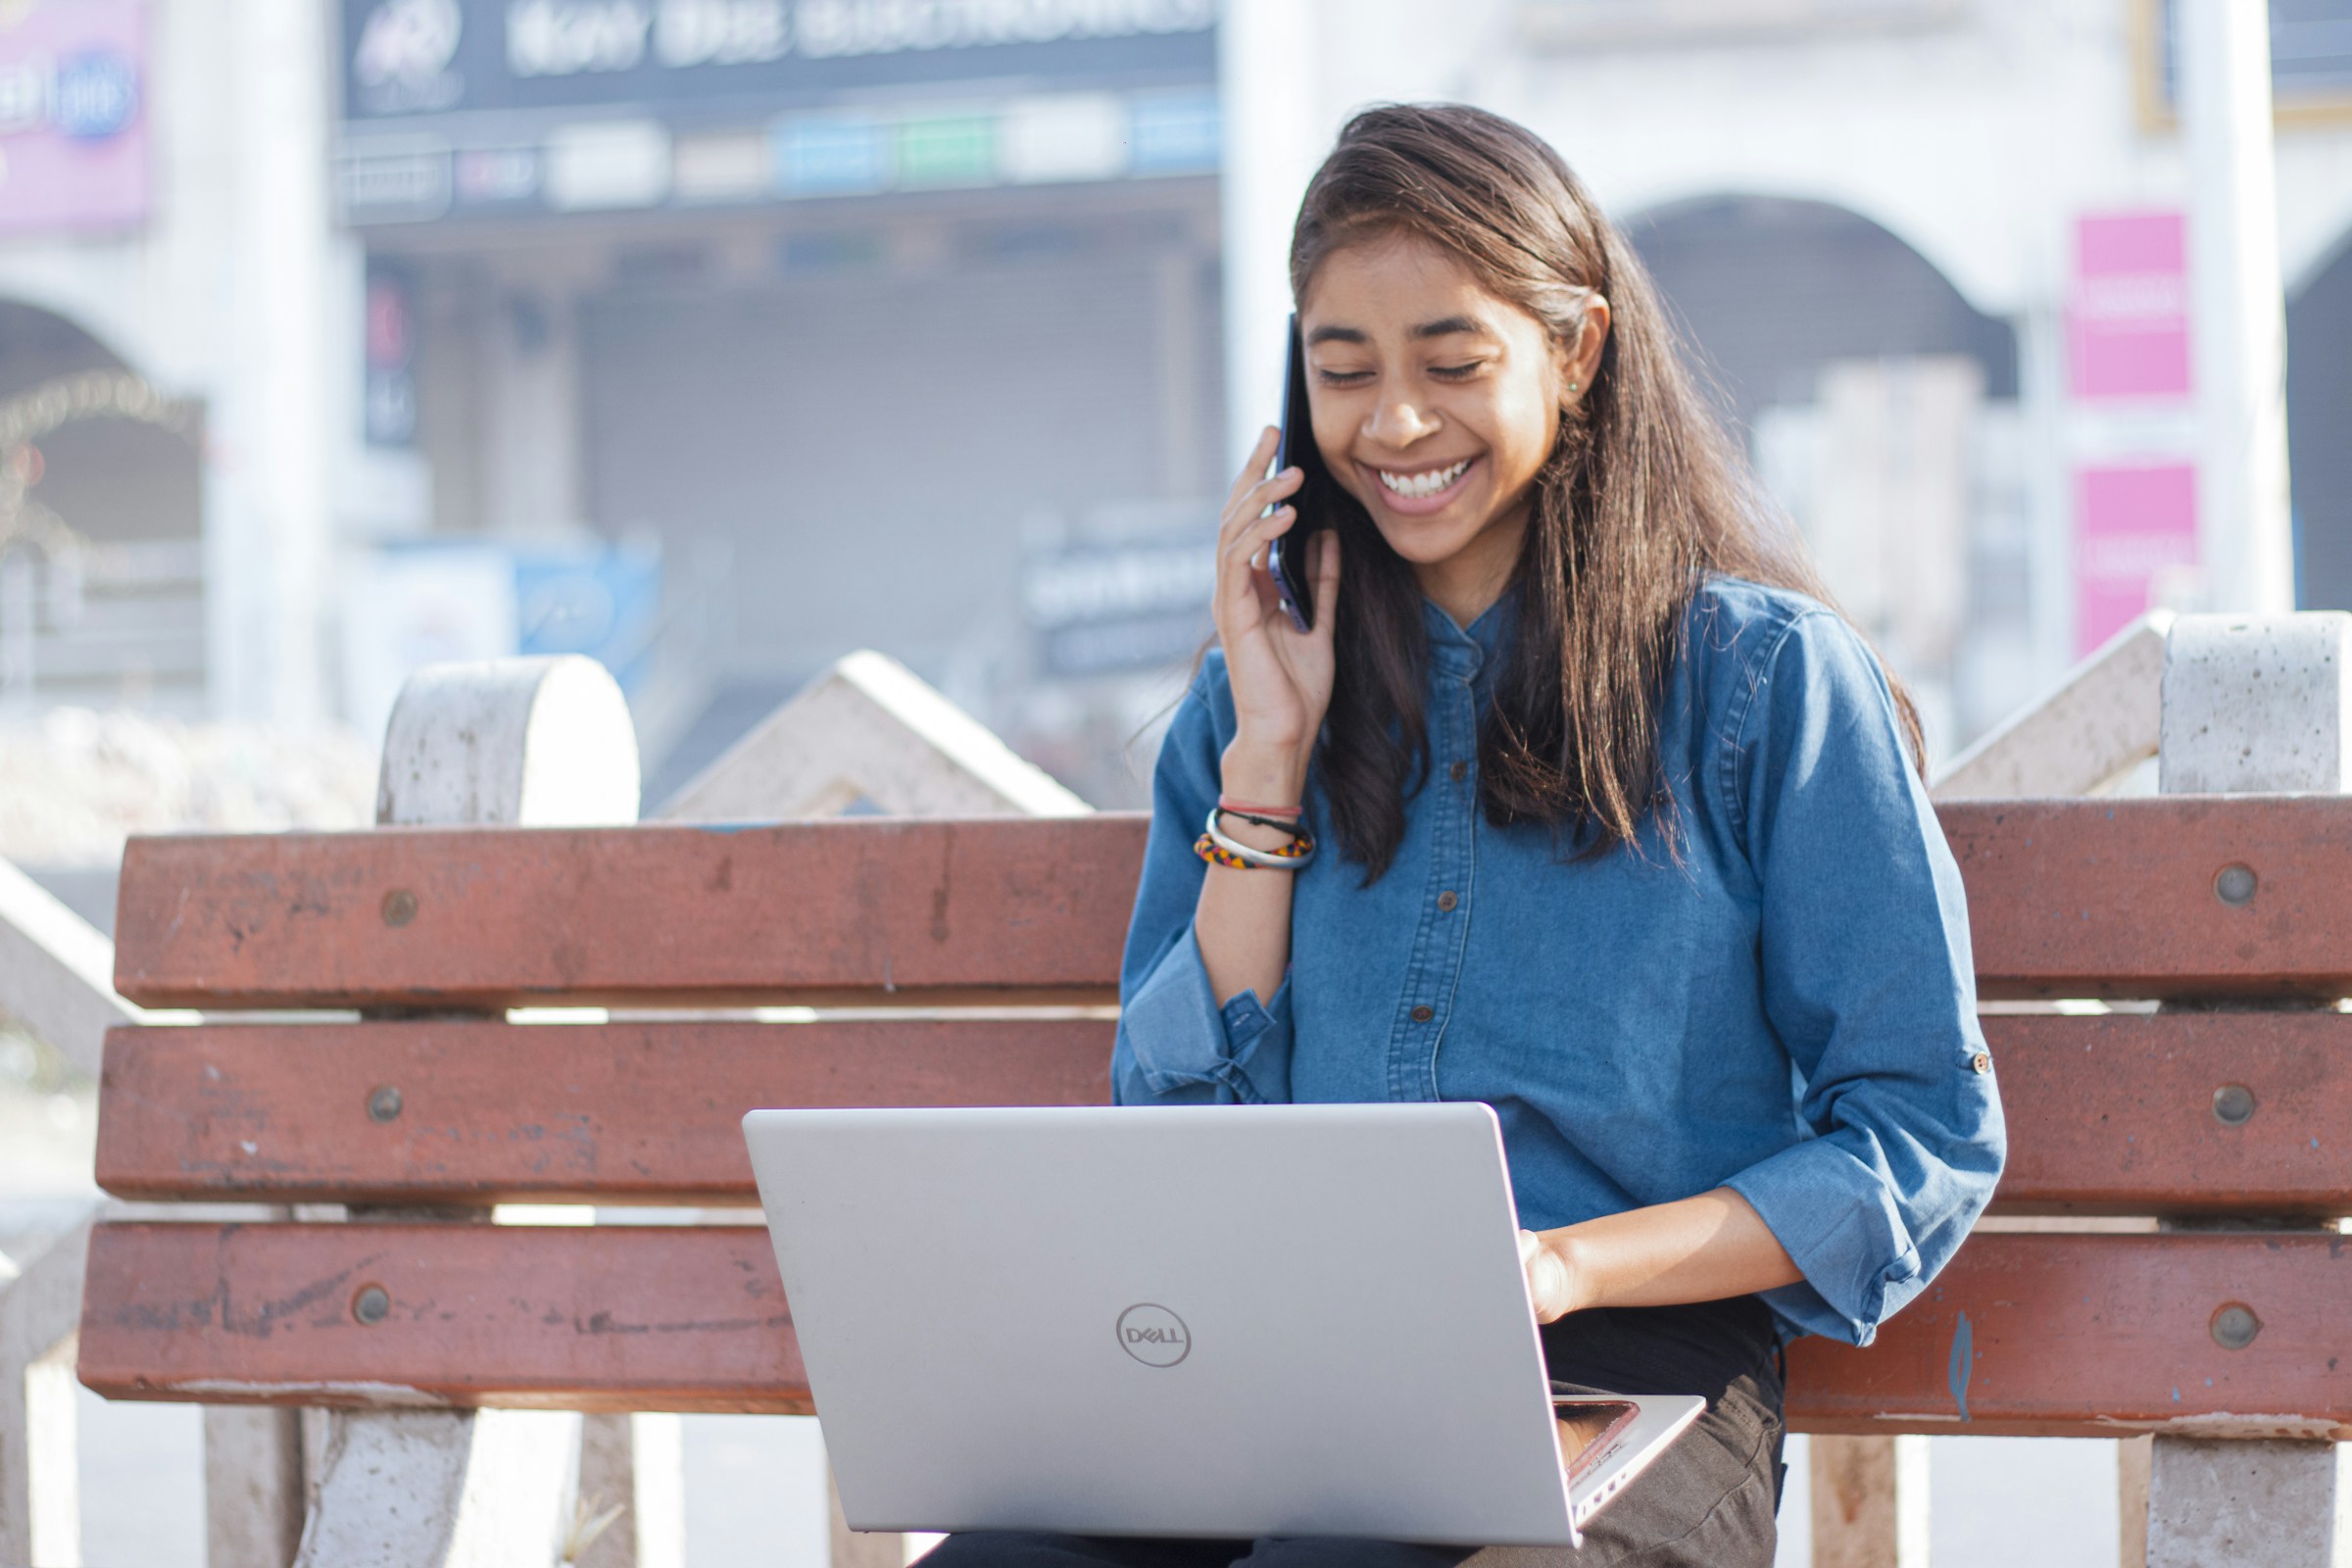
[5,0,2352,809]
[336,0,1226,801]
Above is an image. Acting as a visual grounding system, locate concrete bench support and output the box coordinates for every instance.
[268,658,654,1568]
[1809,1434,1928,1568]
[0,1218,88,1568]
[2146,612,2350,1568]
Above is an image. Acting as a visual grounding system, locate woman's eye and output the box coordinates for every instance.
[1315,368,1374,387]
[1430,361,1489,380]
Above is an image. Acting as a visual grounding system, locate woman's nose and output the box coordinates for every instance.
[1365,400,1441,448]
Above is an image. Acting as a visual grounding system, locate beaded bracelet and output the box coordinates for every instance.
[1196,831,1318,871]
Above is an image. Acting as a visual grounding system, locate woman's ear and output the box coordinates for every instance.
[1559,294,1612,403]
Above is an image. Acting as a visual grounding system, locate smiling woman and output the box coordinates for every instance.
[926,103,2008,1568]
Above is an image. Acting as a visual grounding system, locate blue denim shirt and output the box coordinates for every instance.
[1113,577,2006,1346]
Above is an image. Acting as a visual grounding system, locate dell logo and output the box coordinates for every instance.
[1116,1303,1191,1368]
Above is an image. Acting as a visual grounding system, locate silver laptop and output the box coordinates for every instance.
[742,1102,1704,1548]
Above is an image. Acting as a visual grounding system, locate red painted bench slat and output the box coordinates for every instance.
[91,1012,2352,1214]
[1938,796,2352,1000]
[110,798,2352,1009]
[1979,1009,2352,1215]
[94,1017,1114,1206]
[76,1224,2352,1439]
[112,816,1151,1011]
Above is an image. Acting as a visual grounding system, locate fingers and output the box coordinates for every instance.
[1217,506,1297,617]
[1520,1229,1575,1325]
[1223,425,1282,511]
[1309,528,1342,635]
[1220,467,1305,549]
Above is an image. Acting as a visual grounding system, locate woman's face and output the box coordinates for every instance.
[1298,233,1588,615]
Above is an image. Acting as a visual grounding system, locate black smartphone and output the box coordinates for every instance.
[1265,314,1329,633]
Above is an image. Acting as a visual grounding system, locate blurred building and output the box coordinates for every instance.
[3,0,2352,799]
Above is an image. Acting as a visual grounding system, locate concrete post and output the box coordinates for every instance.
[2144,612,2350,1568]
[230,657,661,1568]
[205,1408,305,1568]
[2179,1,2295,617]
[1809,1435,1929,1568]
[0,1218,89,1568]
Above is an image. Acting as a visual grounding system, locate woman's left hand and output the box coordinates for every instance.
[1519,1228,1578,1324]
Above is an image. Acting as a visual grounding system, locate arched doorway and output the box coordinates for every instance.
[1625,196,2028,758]
[2290,232,2352,611]
[0,300,203,711]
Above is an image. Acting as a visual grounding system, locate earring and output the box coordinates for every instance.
[1568,380,1580,392]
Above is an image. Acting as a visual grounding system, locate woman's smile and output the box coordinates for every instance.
[1363,454,1479,514]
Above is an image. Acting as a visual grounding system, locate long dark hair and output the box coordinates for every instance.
[1292,104,1924,879]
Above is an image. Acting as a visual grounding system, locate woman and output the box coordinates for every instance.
[934,103,2005,1567]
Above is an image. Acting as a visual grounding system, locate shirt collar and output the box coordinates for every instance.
[1422,587,1517,683]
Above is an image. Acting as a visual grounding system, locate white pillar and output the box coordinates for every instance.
[2144,612,2349,1568]
[1217,0,1322,473]
[204,0,335,721]
[2179,0,2295,616]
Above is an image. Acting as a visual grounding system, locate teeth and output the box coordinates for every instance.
[1376,460,1469,500]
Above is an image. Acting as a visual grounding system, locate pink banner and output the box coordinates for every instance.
[2067,213,2191,401]
[0,1,149,238]
[2076,463,2198,654]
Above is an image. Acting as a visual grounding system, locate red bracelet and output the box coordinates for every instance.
[1217,796,1301,818]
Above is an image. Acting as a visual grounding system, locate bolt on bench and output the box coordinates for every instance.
[73,626,2352,1566]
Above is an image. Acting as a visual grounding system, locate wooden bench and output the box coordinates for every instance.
[72,632,2352,1565]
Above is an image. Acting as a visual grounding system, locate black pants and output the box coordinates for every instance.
[923,1297,1787,1568]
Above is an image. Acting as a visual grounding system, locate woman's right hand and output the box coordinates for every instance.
[1213,425,1343,786]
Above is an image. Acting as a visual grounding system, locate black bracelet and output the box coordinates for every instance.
[1215,806,1306,836]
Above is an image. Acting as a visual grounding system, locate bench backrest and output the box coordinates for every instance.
[77,800,2352,1438]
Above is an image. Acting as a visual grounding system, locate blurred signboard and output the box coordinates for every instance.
[337,0,1217,222]
[2075,463,2198,656]
[1518,0,1964,47]
[1022,533,1212,678]
[2066,212,2190,403]
[364,261,420,447]
[0,0,149,238]
[343,0,1215,120]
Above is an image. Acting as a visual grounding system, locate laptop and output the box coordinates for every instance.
[742,1102,1704,1548]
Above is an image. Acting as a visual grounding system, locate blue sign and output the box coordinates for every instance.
[775,114,889,194]
[514,541,663,691]
[1129,88,1218,174]
[52,51,139,139]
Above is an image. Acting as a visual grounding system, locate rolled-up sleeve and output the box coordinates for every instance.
[1112,659,1295,1106]
[1717,611,2006,1346]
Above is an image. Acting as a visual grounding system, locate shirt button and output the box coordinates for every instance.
[1437,891,1458,912]
[1411,1004,1435,1022]
[1971,1053,1992,1075]
[1449,760,1468,783]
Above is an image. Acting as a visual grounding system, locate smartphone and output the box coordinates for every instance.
[1265,314,1329,633]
